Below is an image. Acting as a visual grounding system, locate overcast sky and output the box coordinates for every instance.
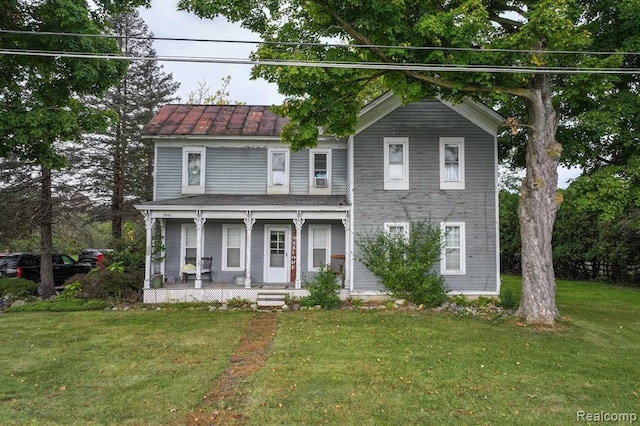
[137,0,283,105]
[137,1,581,186]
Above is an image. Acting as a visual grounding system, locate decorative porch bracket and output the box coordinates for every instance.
[293,212,305,289]
[243,212,256,288]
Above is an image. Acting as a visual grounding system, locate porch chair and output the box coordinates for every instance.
[181,256,213,282]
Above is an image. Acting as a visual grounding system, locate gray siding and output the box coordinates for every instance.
[162,219,345,284]
[352,100,498,293]
[155,147,182,200]
[154,145,348,200]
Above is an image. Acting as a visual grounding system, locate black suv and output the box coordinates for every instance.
[0,252,91,289]
[78,249,112,267]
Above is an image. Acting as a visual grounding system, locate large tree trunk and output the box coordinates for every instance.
[39,167,55,298]
[111,114,125,241]
[516,74,561,324]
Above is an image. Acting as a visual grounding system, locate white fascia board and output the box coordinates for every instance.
[443,98,504,136]
[356,92,402,134]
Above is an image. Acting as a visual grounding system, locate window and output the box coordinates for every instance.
[222,225,245,271]
[384,222,409,241]
[309,149,332,194]
[441,222,466,274]
[181,224,198,262]
[308,225,331,271]
[268,148,290,194]
[384,137,409,190]
[182,147,206,194]
[440,137,465,190]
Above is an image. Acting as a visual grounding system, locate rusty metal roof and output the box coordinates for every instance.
[142,104,289,137]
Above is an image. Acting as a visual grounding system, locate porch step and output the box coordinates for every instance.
[256,292,288,309]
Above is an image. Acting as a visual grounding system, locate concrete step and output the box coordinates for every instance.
[256,292,288,308]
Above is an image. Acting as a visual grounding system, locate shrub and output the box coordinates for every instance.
[499,287,518,310]
[0,278,38,300]
[300,266,341,309]
[5,298,110,312]
[68,268,144,303]
[357,220,447,307]
[226,297,252,309]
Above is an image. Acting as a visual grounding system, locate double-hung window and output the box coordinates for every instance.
[309,149,332,194]
[268,148,290,194]
[182,147,206,194]
[181,224,198,262]
[384,137,409,190]
[308,225,331,271]
[222,225,245,271]
[439,137,465,190]
[441,222,466,275]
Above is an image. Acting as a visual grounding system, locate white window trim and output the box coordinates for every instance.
[441,222,466,275]
[439,137,465,190]
[384,222,410,241]
[222,224,246,271]
[383,137,409,190]
[308,225,331,271]
[309,148,332,195]
[180,223,205,265]
[182,146,206,194]
[267,148,290,194]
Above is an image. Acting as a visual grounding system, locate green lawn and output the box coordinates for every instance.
[1,277,639,425]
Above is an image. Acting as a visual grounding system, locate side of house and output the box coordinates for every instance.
[350,95,502,296]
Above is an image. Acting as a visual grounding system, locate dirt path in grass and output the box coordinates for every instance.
[184,312,278,425]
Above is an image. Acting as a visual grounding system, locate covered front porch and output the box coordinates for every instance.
[136,194,353,302]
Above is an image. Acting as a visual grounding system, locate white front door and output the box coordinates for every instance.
[264,225,290,283]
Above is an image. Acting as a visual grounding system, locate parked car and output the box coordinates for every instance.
[0,252,91,290]
[77,249,112,267]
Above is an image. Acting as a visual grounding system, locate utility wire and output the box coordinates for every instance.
[1,28,640,57]
[2,48,640,75]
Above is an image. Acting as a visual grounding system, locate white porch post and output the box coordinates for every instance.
[342,213,350,289]
[142,210,155,289]
[159,219,166,278]
[293,212,305,289]
[194,211,206,289]
[243,212,255,288]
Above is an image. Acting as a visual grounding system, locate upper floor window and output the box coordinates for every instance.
[268,148,290,194]
[440,137,465,190]
[310,149,332,195]
[308,225,331,271]
[182,147,206,194]
[441,222,466,275]
[384,137,409,190]
[222,225,245,271]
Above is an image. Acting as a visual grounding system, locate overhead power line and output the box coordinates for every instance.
[1,28,640,57]
[1,48,640,75]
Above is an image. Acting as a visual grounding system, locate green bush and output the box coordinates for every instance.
[0,278,38,300]
[300,266,341,309]
[68,268,143,303]
[226,297,252,309]
[357,220,447,307]
[499,286,518,310]
[5,298,110,312]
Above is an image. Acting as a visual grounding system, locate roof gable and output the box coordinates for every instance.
[142,104,289,137]
[356,93,504,136]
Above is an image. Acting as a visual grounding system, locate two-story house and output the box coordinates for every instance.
[135,92,503,304]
